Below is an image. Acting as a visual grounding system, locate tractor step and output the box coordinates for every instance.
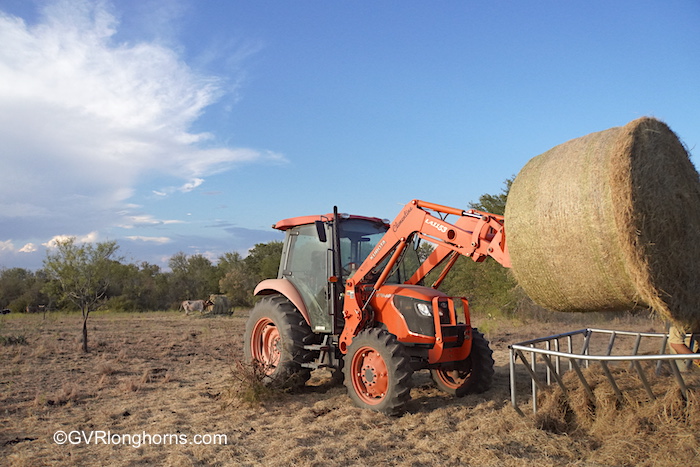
[304,344,331,351]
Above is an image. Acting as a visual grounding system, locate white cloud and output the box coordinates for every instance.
[43,231,100,249]
[0,240,38,254]
[117,213,185,229]
[19,243,38,253]
[0,0,279,242]
[179,178,205,193]
[125,236,171,244]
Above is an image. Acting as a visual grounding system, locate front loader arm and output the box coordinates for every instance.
[338,199,510,353]
[407,208,510,286]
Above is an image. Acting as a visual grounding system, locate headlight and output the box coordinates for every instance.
[393,296,432,319]
[392,295,436,336]
[416,302,432,317]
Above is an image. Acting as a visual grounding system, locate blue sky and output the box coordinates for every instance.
[0,0,698,271]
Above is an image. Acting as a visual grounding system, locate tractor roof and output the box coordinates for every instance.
[273,213,389,231]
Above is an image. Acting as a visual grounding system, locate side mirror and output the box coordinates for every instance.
[315,220,327,243]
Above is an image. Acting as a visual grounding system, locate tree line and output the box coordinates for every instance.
[0,241,283,315]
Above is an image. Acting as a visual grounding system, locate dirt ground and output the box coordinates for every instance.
[1,310,699,466]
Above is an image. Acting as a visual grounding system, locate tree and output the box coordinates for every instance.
[244,241,283,281]
[469,177,513,216]
[43,238,122,352]
[217,243,283,307]
[218,252,253,307]
[219,265,256,307]
[440,178,518,317]
[132,262,170,310]
[168,252,218,302]
[103,261,169,311]
[0,267,49,313]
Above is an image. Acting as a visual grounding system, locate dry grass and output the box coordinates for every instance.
[1,310,698,466]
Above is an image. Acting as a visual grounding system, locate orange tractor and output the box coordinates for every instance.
[245,200,510,414]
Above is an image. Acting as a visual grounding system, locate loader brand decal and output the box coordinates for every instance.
[392,205,414,232]
[368,240,386,260]
[425,219,448,234]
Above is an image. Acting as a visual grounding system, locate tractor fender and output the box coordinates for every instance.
[254,278,311,326]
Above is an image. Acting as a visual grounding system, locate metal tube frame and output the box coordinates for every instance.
[509,328,700,415]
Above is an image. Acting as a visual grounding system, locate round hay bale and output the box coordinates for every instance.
[505,117,700,326]
[208,294,232,315]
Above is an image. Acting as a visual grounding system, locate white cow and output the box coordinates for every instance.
[180,299,213,315]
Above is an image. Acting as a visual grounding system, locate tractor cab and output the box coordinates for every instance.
[273,212,390,334]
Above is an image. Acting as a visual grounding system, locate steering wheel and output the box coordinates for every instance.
[342,262,358,276]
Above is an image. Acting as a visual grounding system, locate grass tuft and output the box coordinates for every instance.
[222,359,279,407]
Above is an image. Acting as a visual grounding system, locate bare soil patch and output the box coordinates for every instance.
[1,311,698,466]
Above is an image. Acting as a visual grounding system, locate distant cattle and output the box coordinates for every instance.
[25,305,46,314]
[180,299,213,315]
[0,309,10,315]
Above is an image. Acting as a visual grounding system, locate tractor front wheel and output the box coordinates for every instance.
[431,328,494,396]
[343,328,413,415]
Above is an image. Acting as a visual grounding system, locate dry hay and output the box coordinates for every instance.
[534,366,700,464]
[207,294,232,315]
[505,117,700,327]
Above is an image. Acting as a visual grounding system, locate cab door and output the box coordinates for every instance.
[281,224,332,332]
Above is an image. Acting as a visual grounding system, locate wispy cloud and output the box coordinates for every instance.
[0,0,279,244]
[116,213,186,229]
[179,178,205,193]
[125,236,172,244]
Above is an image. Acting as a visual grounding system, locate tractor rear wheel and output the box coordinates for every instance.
[244,294,318,389]
[343,328,413,415]
[431,328,494,396]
